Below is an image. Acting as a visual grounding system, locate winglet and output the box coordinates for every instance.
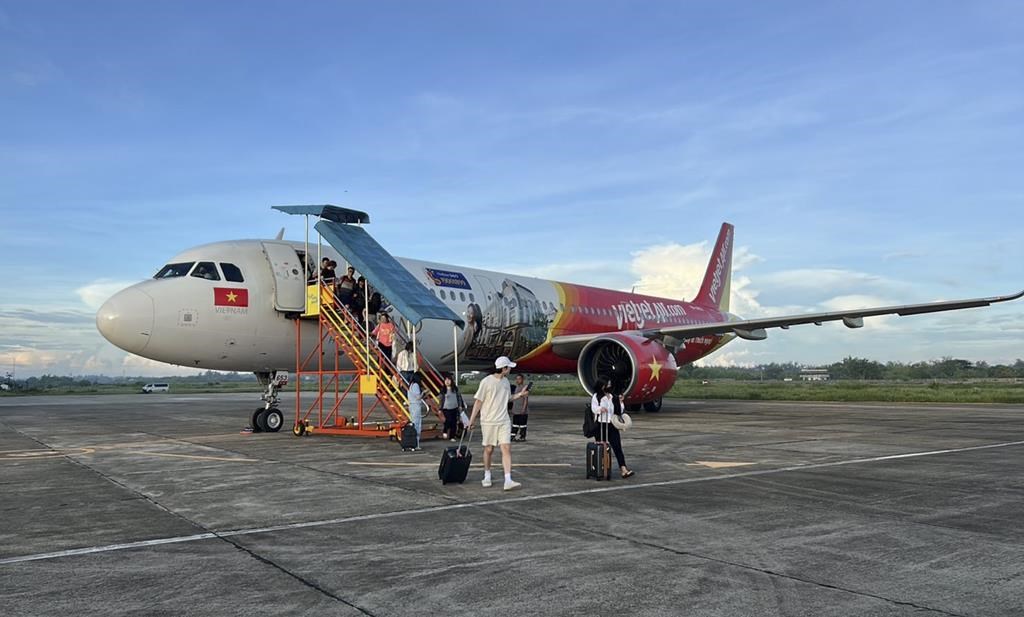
[693,223,734,311]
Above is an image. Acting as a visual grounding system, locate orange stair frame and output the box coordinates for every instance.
[292,286,445,439]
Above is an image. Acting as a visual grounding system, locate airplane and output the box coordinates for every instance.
[96,209,1023,429]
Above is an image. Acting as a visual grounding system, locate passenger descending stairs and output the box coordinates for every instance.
[318,288,448,427]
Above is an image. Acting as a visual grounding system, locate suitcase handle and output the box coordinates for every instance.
[456,425,473,456]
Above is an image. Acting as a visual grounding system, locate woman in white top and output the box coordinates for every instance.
[407,373,424,449]
[396,341,418,384]
[590,378,635,478]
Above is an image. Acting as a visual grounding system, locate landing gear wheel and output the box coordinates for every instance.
[264,408,283,433]
[255,410,269,432]
[292,423,306,437]
[626,403,642,412]
[250,408,265,433]
[643,398,663,413]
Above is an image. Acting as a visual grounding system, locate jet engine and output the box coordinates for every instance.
[577,332,678,405]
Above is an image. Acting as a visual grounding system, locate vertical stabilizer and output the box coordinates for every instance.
[693,223,734,312]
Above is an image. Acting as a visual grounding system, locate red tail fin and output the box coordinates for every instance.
[693,223,734,311]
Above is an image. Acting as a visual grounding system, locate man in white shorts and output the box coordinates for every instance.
[467,356,528,491]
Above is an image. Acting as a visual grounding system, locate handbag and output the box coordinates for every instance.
[610,412,632,431]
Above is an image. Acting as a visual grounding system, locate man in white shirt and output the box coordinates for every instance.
[467,356,528,491]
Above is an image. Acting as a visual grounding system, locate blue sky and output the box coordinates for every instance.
[2,1,1022,377]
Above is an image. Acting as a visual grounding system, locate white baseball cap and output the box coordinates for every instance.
[494,356,517,369]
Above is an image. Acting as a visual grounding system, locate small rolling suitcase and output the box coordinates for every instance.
[511,413,528,441]
[586,415,611,481]
[438,430,473,484]
[400,422,418,451]
[586,441,611,480]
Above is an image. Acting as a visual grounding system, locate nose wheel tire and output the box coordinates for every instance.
[264,411,284,433]
[257,408,283,433]
[250,409,265,433]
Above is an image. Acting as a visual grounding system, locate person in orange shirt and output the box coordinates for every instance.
[371,313,397,358]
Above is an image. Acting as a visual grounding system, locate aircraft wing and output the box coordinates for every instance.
[550,289,1024,357]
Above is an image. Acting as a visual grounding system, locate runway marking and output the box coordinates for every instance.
[688,461,756,469]
[346,462,572,468]
[3,438,1023,566]
[130,452,259,463]
[0,448,96,460]
[0,435,254,463]
[0,437,250,456]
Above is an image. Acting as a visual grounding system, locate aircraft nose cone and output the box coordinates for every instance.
[96,287,155,355]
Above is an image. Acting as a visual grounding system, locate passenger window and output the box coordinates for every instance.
[469,293,475,302]
[220,263,244,283]
[191,261,221,281]
[459,292,466,302]
[154,262,195,279]
[439,290,447,300]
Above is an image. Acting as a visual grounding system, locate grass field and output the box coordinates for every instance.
[515,379,1024,404]
[5,378,1022,404]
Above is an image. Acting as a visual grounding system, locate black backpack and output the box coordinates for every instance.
[582,400,597,438]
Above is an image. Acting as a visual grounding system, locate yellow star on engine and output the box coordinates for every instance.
[226,291,238,303]
[648,357,663,381]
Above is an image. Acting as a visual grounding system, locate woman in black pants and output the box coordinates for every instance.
[591,378,635,478]
[439,374,465,441]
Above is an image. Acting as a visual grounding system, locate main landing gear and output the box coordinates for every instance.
[626,397,663,413]
[250,371,287,433]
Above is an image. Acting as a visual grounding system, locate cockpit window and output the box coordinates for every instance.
[190,261,221,281]
[220,263,244,283]
[154,262,195,279]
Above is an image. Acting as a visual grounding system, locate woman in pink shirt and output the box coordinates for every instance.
[372,313,397,358]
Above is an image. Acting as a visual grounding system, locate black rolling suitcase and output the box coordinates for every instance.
[400,422,418,451]
[511,413,528,441]
[586,441,611,480]
[438,430,473,484]
[586,415,611,481]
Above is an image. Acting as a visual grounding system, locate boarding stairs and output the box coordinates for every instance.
[276,204,466,440]
[320,287,449,422]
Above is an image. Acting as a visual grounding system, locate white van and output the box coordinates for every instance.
[142,383,170,393]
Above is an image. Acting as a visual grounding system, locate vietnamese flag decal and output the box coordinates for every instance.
[214,287,249,307]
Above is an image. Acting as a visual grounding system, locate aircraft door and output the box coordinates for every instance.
[260,241,306,312]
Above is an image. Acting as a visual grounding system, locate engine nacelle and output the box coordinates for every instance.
[577,333,678,404]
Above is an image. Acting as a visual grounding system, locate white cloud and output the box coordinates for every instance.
[628,241,711,300]
[756,269,893,293]
[76,280,135,310]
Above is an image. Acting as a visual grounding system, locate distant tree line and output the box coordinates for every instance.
[6,370,253,392]
[681,357,1024,381]
[5,359,1024,393]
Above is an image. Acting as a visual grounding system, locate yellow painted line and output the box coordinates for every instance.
[0,448,96,460]
[688,461,756,469]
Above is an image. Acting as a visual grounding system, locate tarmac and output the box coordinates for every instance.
[1,392,1022,616]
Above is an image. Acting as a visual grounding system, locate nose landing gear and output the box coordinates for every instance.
[250,371,288,433]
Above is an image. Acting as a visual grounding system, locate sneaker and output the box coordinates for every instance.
[503,480,522,491]
[481,477,493,488]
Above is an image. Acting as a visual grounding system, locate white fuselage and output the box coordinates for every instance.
[98,239,705,374]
